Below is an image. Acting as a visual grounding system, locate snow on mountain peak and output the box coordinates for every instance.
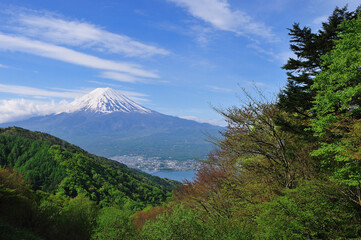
[69,88,151,113]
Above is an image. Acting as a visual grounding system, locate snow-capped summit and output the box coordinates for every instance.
[69,88,151,113]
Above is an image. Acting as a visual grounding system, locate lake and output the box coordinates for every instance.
[143,170,197,182]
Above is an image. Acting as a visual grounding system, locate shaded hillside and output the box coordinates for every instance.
[0,127,177,207]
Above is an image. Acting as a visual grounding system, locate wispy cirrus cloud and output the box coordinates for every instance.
[168,0,277,41]
[88,80,124,88]
[0,83,149,102]
[8,12,170,57]
[0,33,159,78]
[243,81,266,87]
[312,15,328,26]
[179,115,226,126]
[247,43,294,63]
[155,21,214,47]
[0,83,86,98]
[98,71,142,83]
[208,85,233,93]
[97,71,169,85]
[0,8,166,85]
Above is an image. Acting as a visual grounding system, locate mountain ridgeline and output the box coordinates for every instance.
[1,88,222,160]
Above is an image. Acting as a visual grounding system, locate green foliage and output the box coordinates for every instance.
[311,14,361,187]
[0,127,180,239]
[0,134,66,192]
[255,181,359,239]
[0,127,176,208]
[139,204,249,240]
[168,12,361,236]
[91,206,137,240]
[0,167,102,240]
[217,93,317,190]
[278,6,360,119]
[312,14,361,133]
[5,8,361,238]
[0,219,43,240]
[57,195,99,240]
[140,205,207,240]
[0,167,37,230]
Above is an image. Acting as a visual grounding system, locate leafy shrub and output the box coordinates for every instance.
[140,205,207,240]
[92,206,137,240]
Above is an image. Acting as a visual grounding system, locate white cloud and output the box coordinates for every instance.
[191,25,213,46]
[312,15,328,26]
[275,51,295,64]
[247,43,294,64]
[244,81,266,87]
[0,98,72,123]
[0,64,8,68]
[0,83,86,98]
[168,0,276,41]
[88,80,124,88]
[208,85,233,93]
[179,115,226,126]
[99,71,142,83]
[9,13,170,57]
[0,33,159,78]
[0,83,150,102]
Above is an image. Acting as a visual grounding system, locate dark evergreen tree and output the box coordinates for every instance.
[278,6,360,119]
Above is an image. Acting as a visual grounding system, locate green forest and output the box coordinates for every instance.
[3,5,361,240]
[0,127,176,239]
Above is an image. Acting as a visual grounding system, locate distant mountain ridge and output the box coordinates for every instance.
[1,88,222,160]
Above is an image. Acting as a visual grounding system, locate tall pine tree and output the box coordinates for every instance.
[278,6,360,119]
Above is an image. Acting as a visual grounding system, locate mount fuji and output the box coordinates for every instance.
[68,88,152,114]
[1,88,222,160]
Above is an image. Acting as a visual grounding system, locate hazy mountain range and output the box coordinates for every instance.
[1,88,222,160]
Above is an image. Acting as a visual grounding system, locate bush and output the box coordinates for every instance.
[140,205,207,240]
[57,195,99,240]
[255,181,360,239]
[92,206,137,240]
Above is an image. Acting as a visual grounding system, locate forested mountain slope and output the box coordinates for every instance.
[0,126,176,207]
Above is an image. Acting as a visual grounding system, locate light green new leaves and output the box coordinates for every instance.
[311,14,361,186]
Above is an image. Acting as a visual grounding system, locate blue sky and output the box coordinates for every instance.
[0,0,359,125]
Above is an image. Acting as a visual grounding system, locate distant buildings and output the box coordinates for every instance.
[111,155,200,171]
